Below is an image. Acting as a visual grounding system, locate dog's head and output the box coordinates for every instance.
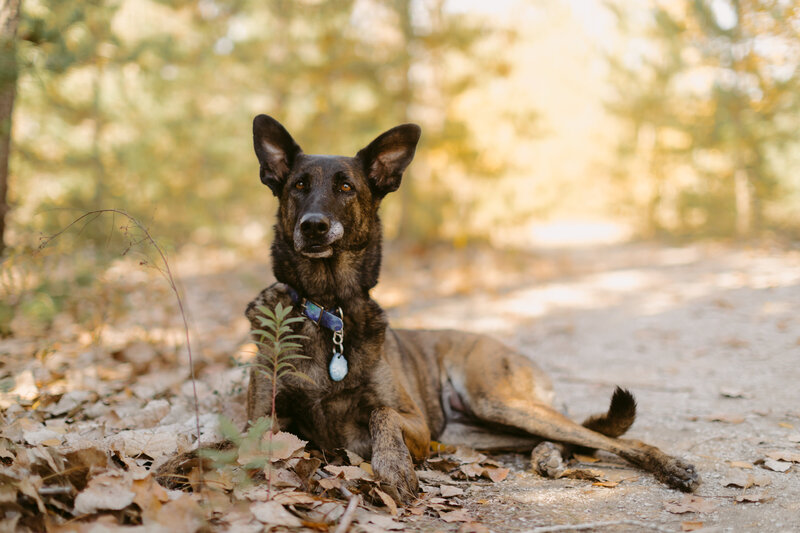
[253,115,420,259]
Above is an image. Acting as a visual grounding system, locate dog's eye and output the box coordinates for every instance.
[295,180,306,191]
[340,182,352,192]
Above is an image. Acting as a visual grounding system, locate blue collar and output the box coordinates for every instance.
[285,285,344,332]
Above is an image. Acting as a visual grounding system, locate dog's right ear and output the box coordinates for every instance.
[253,115,302,196]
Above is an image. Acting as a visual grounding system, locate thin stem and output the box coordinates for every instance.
[38,209,203,473]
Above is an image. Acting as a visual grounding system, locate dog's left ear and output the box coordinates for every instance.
[253,114,303,196]
[356,124,421,197]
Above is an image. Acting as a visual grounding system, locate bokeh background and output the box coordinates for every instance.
[2,0,800,334]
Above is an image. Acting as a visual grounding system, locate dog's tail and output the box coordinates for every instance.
[582,386,637,438]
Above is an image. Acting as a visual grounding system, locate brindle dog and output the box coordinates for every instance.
[240,115,699,502]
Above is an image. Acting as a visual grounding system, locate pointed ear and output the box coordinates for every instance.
[253,114,302,196]
[356,124,421,197]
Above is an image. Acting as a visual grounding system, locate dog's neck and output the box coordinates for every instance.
[271,224,382,310]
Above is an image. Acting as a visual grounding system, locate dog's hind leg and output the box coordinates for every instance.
[449,347,700,492]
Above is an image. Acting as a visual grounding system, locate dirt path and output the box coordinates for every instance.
[2,242,799,531]
[383,243,800,532]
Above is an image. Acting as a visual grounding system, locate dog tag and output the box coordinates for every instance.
[329,351,348,381]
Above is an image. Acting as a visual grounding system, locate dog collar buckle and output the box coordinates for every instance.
[285,286,343,332]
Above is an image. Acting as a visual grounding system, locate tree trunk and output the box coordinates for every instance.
[0,0,20,255]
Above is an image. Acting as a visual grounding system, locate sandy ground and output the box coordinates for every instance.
[3,241,799,531]
[380,243,800,532]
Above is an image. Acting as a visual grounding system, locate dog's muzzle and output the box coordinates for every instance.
[294,213,344,258]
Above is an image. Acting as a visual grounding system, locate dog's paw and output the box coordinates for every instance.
[531,441,567,479]
[657,457,701,492]
[372,446,419,504]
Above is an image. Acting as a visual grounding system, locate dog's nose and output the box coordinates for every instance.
[300,213,331,239]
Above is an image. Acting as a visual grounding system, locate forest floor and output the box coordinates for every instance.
[2,240,799,532]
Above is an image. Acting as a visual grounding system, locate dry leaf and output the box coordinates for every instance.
[131,476,169,522]
[318,477,342,491]
[440,485,465,498]
[592,481,619,488]
[453,447,487,464]
[374,487,398,515]
[573,453,599,463]
[345,449,365,465]
[723,473,771,489]
[778,422,794,429]
[681,521,705,531]
[786,433,800,443]
[250,500,303,527]
[267,432,308,462]
[458,523,491,533]
[761,459,792,472]
[74,472,135,514]
[766,450,800,463]
[358,510,404,530]
[155,495,205,533]
[729,460,753,469]
[735,491,771,503]
[440,509,473,523]
[664,495,716,514]
[272,491,317,505]
[482,466,510,483]
[460,463,484,479]
[325,464,370,480]
[707,414,745,424]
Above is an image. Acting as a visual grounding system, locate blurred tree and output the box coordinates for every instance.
[608,0,800,238]
[8,0,518,248]
[0,0,20,255]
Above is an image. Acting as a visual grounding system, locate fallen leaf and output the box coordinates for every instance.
[723,473,771,489]
[778,422,794,429]
[481,466,510,483]
[439,509,473,523]
[267,432,308,462]
[458,522,491,533]
[250,501,303,527]
[357,510,404,530]
[131,476,169,522]
[735,491,771,503]
[719,387,748,399]
[74,472,135,514]
[559,468,605,482]
[787,433,800,443]
[664,495,716,514]
[318,477,342,491]
[272,491,317,505]
[345,449,365,465]
[460,463,484,479]
[325,464,370,481]
[374,487,398,515]
[440,485,465,498]
[729,461,753,469]
[573,453,599,463]
[155,495,205,533]
[766,450,800,463]
[681,521,704,531]
[592,481,619,488]
[760,459,792,472]
[453,447,486,464]
[707,414,745,424]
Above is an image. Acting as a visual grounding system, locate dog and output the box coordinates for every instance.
[240,115,699,502]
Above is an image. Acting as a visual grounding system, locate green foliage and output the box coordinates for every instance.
[11,1,518,247]
[246,302,309,386]
[608,1,800,238]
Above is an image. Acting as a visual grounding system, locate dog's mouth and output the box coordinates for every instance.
[300,244,333,258]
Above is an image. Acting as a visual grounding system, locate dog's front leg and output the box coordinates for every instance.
[369,406,429,503]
